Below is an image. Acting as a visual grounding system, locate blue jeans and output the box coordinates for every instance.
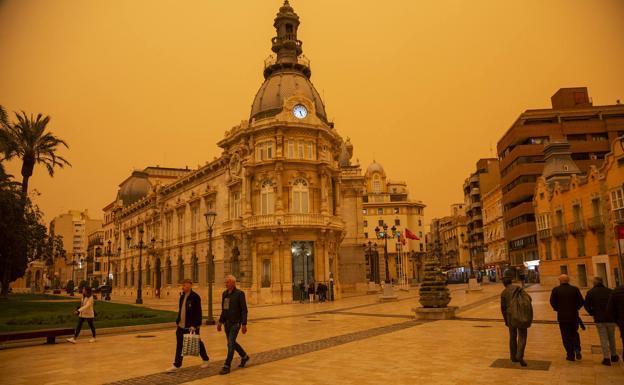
[595,323,617,359]
[224,322,247,367]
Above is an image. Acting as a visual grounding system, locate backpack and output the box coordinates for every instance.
[509,287,533,328]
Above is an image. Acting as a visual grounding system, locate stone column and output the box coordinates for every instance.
[320,169,329,215]
[243,168,252,216]
[334,176,342,213]
[275,163,284,214]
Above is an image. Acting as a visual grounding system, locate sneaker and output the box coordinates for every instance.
[602,358,612,366]
[611,355,619,363]
[575,351,582,360]
[201,360,210,368]
[88,338,96,343]
[219,367,230,375]
[166,366,180,373]
[66,337,76,344]
[239,355,250,368]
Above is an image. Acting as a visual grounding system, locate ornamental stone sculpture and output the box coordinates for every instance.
[418,255,451,308]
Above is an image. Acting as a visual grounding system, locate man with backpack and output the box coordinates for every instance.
[550,274,584,361]
[500,273,533,367]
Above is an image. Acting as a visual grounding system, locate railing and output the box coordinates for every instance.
[568,220,585,235]
[263,53,309,69]
[470,187,480,196]
[552,224,567,238]
[587,215,605,231]
[241,213,340,229]
[537,229,552,239]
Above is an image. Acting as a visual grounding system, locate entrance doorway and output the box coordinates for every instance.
[154,258,162,298]
[596,263,608,287]
[291,241,314,301]
[577,264,587,287]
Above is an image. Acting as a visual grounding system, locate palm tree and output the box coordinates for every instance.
[0,108,71,198]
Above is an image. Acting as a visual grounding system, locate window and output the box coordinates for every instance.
[288,140,295,158]
[560,265,568,275]
[191,205,199,236]
[377,208,383,215]
[378,220,384,226]
[577,235,586,257]
[543,239,552,260]
[362,208,368,215]
[572,204,582,222]
[255,141,274,161]
[297,141,304,159]
[611,188,624,210]
[177,212,184,241]
[394,219,400,226]
[166,259,172,284]
[262,259,271,288]
[306,142,314,160]
[418,219,422,226]
[559,238,567,259]
[591,198,601,217]
[363,220,368,227]
[393,207,399,214]
[373,175,381,193]
[230,191,241,219]
[598,231,607,254]
[591,133,608,142]
[165,214,173,242]
[261,180,275,215]
[364,232,368,239]
[291,178,309,214]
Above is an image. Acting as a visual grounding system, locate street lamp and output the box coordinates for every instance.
[204,211,217,325]
[363,241,378,283]
[374,222,398,284]
[135,226,148,305]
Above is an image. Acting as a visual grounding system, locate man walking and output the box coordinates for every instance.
[500,274,532,366]
[607,284,624,359]
[218,275,250,375]
[550,274,584,361]
[167,279,209,372]
[585,277,619,366]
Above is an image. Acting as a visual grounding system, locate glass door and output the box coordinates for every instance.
[291,241,314,301]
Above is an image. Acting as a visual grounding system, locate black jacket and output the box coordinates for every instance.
[550,283,584,322]
[219,287,248,325]
[176,290,203,328]
[584,284,614,323]
[607,285,624,327]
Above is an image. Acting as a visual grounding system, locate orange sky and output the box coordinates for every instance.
[1,0,623,223]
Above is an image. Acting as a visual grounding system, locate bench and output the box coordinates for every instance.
[0,328,75,345]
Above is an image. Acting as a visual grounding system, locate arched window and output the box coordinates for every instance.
[191,254,199,283]
[166,258,172,284]
[145,260,151,285]
[261,180,275,215]
[373,175,381,193]
[291,178,309,214]
[178,256,185,283]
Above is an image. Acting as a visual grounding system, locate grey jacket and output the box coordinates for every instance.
[500,284,520,326]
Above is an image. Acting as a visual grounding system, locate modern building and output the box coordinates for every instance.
[534,138,624,288]
[497,87,624,269]
[49,210,102,285]
[101,2,397,304]
[463,158,500,275]
[361,160,426,284]
[482,184,508,281]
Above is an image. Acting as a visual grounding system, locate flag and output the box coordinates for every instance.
[617,225,624,240]
[405,228,420,240]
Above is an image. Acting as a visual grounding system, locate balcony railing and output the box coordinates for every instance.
[552,224,567,238]
[242,213,339,229]
[587,216,605,231]
[568,220,585,235]
[538,229,552,239]
[470,187,480,196]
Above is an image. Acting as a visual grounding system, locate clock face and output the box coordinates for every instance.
[293,104,308,119]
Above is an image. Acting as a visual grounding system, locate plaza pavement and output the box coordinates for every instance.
[1,283,623,385]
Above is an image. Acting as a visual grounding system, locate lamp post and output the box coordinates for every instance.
[204,211,217,325]
[136,226,147,305]
[363,241,378,283]
[374,222,399,301]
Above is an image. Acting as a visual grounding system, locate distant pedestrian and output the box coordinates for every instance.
[308,281,315,303]
[550,274,584,361]
[584,277,619,366]
[66,286,96,344]
[167,279,209,372]
[500,274,532,366]
[299,280,306,303]
[607,284,624,359]
[217,275,250,375]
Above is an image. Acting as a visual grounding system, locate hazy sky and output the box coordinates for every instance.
[1,0,623,223]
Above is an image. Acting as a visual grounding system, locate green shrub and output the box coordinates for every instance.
[91,279,99,289]
[78,280,88,292]
[66,280,75,294]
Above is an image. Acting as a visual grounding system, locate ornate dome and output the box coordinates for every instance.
[366,161,385,175]
[250,70,326,121]
[118,171,151,205]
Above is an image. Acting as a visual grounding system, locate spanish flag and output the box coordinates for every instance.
[405,228,420,240]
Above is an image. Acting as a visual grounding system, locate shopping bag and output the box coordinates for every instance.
[182,331,201,356]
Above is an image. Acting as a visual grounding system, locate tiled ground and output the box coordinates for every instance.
[1,283,623,385]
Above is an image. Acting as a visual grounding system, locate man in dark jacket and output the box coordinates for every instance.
[500,275,529,366]
[585,276,619,365]
[607,284,624,358]
[217,275,249,375]
[167,279,209,372]
[550,274,584,361]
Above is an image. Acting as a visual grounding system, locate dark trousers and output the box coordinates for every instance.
[173,327,209,367]
[619,324,624,355]
[508,326,527,361]
[224,322,247,368]
[74,317,95,338]
[558,321,581,357]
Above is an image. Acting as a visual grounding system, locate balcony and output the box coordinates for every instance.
[552,224,567,238]
[537,228,552,239]
[587,215,605,231]
[568,220,585,235]
[470,201,482,210]
[241,213,342,230]
[470,187,480,196]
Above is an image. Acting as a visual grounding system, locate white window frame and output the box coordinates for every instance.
[291,178,309,214]
[261,180,275,215]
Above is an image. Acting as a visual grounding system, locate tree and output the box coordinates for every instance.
[0,107,71,198]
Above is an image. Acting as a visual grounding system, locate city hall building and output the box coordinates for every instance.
[99,2,419,304]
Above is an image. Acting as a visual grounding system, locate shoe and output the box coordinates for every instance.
[166,366,180,372]
[88,338,96,343]
[219,367,230,375]
[566,356,575,362]
[239,355,250,368]
[201,360,210,368]
[519,360,528,367]
[575,351,582,360]
[602,358,612,366]
[611,355,619,363]
[510,358,519,363]
[66,337,76,344]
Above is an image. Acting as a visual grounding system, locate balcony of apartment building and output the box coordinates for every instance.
[502,182,536,207]
[470,187,480,197]
[504,201,534,223]
[505,222,536,241]
[552,224,568,238]
[567,219,585,235]
[586,215,606,232]
[499,143,544,170]
[538,228,552,240]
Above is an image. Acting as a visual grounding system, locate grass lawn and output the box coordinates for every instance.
[0,294,177,332]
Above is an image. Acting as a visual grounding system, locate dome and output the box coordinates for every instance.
[366,161,385,175]
[250,70,327,121]
[118,171,151,205]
